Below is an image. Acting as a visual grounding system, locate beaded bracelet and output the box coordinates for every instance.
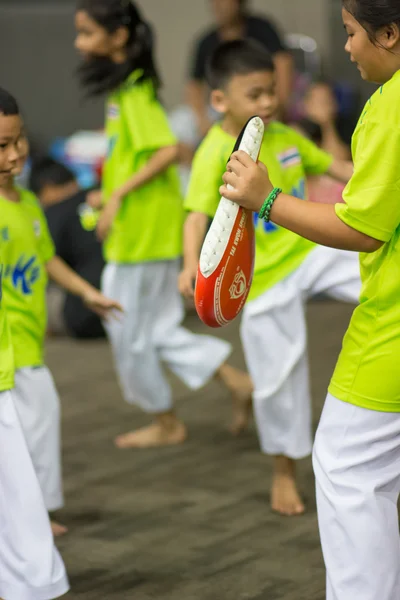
[258,187,282,222]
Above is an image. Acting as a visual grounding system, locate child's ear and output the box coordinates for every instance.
[113,26,130,51]
[210,90,227,115]
[380,22,400,49]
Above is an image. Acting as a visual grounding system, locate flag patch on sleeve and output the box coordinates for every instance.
[277,148,301,168]
[107,103,120,120]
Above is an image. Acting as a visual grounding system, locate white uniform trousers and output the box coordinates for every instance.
[102,260,232,413]
[0,389,69,600]
[241,246,361,458]
[14,367,63,512]
[313,393,400,600]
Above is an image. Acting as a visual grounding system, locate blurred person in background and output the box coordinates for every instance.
[29,158,106,339]
[296,80,352,160]
[186,0,294,138]
[293,80,352,205]
[75,0,253,449]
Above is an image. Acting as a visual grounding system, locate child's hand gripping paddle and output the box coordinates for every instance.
[195,116,264,328]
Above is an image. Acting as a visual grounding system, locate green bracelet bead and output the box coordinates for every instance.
[259,187,282,222]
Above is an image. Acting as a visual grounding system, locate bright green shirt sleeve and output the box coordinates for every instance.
[336,121,400,242]
[291,130,333,175]
[184,133,230,217]
[121,79,177,154]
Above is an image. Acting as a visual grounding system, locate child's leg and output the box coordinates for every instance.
[13,367,66,536]
[102,262,186,447]
[153,260,252,434]
[241,279,311,516]
[102,261,251,448]
[313,394,400,600]
[0,389,69,600]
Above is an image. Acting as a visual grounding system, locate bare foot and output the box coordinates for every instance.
[115,421,187,449]
[217,364,253,435]
[271,456,305,516]
[230,392,252,436]
[51,520,68,537]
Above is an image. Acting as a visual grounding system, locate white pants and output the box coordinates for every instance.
[313,393,400,600]
[102,260,231,413]
[241,246,361,458]
[14,367,63,512]
[0,389,69,600]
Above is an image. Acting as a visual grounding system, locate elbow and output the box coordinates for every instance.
[170,144,180,164]
[360,236,384,253]
[162,144,179,165]
[185,211,208,229]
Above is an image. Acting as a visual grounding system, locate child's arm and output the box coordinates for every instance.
[46,256,123,319]
[327,158,354,184]
[114,145,178,199]
[220,151,383,253]
[97,145,178,241]
[179,212,209,299]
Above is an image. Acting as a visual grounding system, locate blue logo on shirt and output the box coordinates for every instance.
[4,255,41,295]
[292,179,305,200]
[107,135,118,159]
[1,227,9,241]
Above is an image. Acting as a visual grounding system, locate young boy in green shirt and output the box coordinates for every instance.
[181,40,360,516]
[0,223,69,597]
[0,87,121,536]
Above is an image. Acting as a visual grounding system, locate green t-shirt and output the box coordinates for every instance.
[0,188,55,370]
[329,70,400,412]
[102,71,183,263]
[185,122,332,301]
[0,249,14,392]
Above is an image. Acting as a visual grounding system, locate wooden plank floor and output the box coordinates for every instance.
[48,300,355,600]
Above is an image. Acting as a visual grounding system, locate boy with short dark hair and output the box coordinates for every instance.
[180,39,360,516]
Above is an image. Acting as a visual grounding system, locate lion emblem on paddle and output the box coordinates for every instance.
[229,269,247,300]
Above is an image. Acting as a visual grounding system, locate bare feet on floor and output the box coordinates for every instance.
[230,391,252,436]
[115,419,187,449]
[51,520,68,537]
[218,364,253,435]
[271,456,305,517]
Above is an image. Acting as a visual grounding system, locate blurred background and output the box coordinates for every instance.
[0,0,373,147]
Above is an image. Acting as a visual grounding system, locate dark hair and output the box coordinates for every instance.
[76,0,160,95]
[206,39,275,90]
[343,0,400,38]
[0,87,19,116]
[29,158,75,196]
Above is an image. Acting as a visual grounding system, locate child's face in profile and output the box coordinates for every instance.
[0,113,28,186]
[343,8,400,84]
[212,70,279,133]
[75,10,123,59]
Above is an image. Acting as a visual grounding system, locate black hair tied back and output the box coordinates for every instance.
[77,0,160,96]
[343,0,400,37]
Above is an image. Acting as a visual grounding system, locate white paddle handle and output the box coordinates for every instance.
[199,117,264,277]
